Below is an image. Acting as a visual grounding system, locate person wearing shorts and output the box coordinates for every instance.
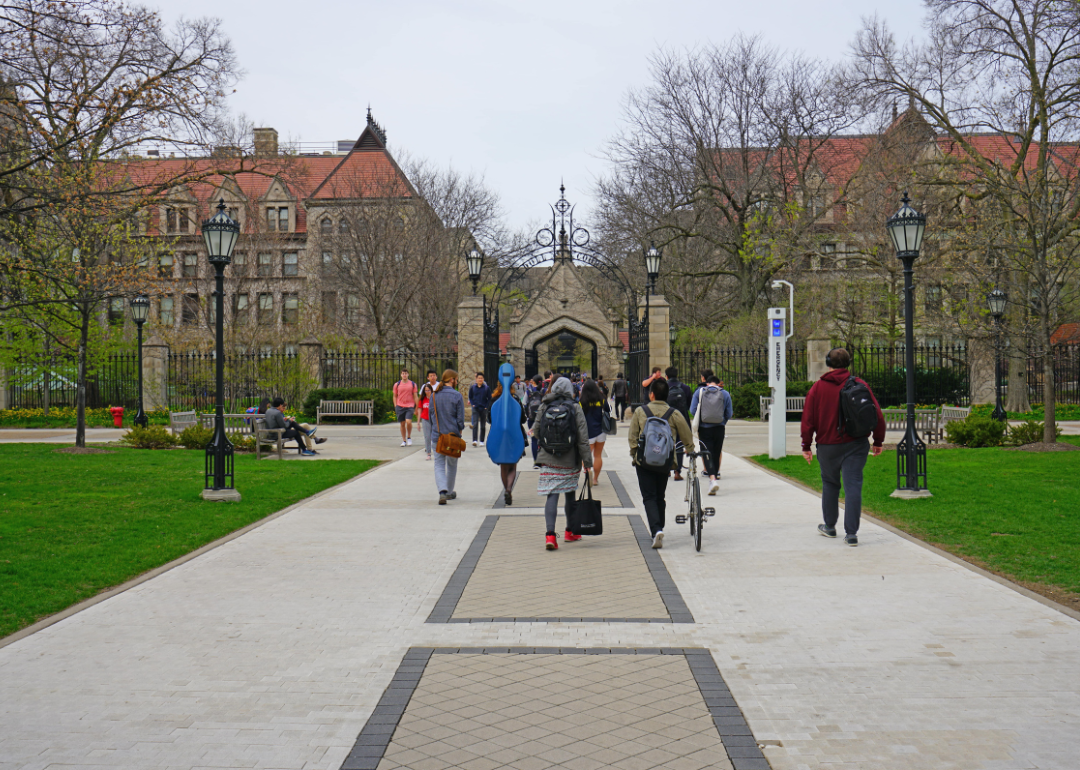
[393,369,418,447]
[579,379,609,486]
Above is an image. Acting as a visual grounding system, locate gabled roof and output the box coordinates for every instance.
[306,116,414,202]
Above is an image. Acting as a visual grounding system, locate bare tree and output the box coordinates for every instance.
[853,0,1080,441]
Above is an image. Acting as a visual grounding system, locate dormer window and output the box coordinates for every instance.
[165,207,191,234]
[266,206,289,232]
[320,218,332,235]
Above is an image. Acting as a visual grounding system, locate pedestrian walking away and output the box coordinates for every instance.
[468,372,492,446]
[487,364,528,506]
[418,370,438,460]
[801,347,886,546]
[430,369,466,505]
[393,369,419,447]
[526,375,544,466]
[534,377,592,550]
[611,372,629,421]
[689,375,732,495]
[579,379,609,487]
[628,378,693,548]
[664,367,692,481]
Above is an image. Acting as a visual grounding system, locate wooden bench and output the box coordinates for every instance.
[198,413,257,435]
[317,399,374,425]
[939,406,972,441]
[168,410,198,435]
[759,396,807,421]
[882,408,943,443]
[254,417,285,460]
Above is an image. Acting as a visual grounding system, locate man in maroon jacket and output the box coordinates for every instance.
[801,348,886,546]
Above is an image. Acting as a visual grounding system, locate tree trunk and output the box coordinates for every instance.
[1005,332,1030,413]
[42,338,51,417]
[1042,320,1056,444]
[75,320,89,449]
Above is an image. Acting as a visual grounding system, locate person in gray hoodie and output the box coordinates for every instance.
[429,369,466,505]
[532,377,592,550]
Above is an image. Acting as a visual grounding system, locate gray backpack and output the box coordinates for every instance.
[638,406,676,470]
[698,387,728,424]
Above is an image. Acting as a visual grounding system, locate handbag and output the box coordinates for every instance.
[601,402,617,436]
[430,390,466,458]
[567,475,603,536]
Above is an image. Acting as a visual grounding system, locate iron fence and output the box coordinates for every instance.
[167,352,310,412]
[844,343,969,407]
[321,350,458,391]
[1025,343,1080,405]
[5,353,140,410]
[670,347,808,389]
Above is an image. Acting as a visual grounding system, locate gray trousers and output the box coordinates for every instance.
[434,452,458,493]
[817,439,870,536]
[421,418,433,455]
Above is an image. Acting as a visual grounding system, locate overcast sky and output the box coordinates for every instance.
[170,0,928,233]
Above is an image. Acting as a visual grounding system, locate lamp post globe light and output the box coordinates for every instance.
[466,247,483,295]
[201,200,241,502]
[886,193,931,498]
[988,289,1008,422]
[129,294,150,428]
[644,242,661,295]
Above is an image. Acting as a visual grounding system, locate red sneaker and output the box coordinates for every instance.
[545,534,558,550]
[564,530,582,542]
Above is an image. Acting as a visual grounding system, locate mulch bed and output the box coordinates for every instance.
[1004,441,1080,452]
[53,447,116,455]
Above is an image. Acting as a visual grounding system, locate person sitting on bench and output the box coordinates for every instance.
[264,397,316,456]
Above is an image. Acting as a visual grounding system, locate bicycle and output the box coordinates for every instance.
[674,441,715,551]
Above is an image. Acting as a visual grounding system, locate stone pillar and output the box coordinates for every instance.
[457,295,485,418]
[645,294,671,373]
[806,338,831,383]
[143,335,169,413]
[299,337,324,393]
[968,336,996,405]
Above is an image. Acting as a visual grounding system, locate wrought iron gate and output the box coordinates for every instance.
[626,299,649,410]
[483,303,501,386]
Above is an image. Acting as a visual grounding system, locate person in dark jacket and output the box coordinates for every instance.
[430,369,466,505]
[533,377,592,550]
[579,379,609,486]
[468,372,492,446]
[801,348,886,546]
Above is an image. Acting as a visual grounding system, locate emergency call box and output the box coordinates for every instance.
[772,318,784,337]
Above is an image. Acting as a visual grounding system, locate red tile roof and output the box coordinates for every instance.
[1051,322,1080,345]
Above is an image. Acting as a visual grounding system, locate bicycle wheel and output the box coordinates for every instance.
[694,511,703,551]
[689,477,701,536]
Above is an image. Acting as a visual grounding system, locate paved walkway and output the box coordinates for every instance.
[1,430,1079,769]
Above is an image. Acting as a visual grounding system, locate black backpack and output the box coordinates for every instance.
[666,380,689,416]
[526,388,543,422]
[538,398,576,455]
[838,375,878,438]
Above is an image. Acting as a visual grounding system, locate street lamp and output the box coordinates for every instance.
[886,192,931,498]
[129,295,150,428]
[987,289,1008,422]
[644,242,661,295]
[200,200,241,502]
[670,323,677,344]
[466,247,483,295]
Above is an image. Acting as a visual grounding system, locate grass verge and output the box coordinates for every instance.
[751,438,1080,612]
[0,444,378,639]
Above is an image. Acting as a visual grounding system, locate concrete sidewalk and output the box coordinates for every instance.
[1,436,1078,769]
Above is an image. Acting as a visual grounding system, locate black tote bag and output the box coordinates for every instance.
[567,476,603,536]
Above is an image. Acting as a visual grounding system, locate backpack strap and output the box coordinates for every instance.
[662,407,675,422]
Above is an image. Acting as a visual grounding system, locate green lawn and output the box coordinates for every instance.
[752,439,1080,600]
[0,445,378,639]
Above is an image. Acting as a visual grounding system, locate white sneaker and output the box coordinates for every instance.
[472,441,478,447]
[479,441,485,447]
[406,438,413,446]
[400,441,407,447]
[709,481,720,496]
[651,531,664,549]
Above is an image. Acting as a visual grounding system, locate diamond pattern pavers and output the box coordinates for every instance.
[340,650,757,770]
[450,516,670,622]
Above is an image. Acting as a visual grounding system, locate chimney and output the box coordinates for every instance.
[253,127,278,157]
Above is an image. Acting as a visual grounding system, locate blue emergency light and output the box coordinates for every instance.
[772,318,784,337]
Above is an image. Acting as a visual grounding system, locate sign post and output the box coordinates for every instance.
[768,307,787,459]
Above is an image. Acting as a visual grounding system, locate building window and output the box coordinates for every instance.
[259,344,274,357]
[159,296,174,326]
[182,294,199,325]
[345,293,359,324]
[232,252,247,274]
[233,293,249,325]
[321,251,333,274]
[320,218,332,235]
[339,219,349,234]
[165,207,190,234]
[322,291,337,324]
[182,253,198,278]
[282,252,298,277]
[925,285,942,313]
[108,297,125,324]
[282,293,299,324]
[257,293,274,325]
[158,253,174,277]
[258,252,274,277]
[266,206,288,231]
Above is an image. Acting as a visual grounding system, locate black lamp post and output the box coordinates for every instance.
[886,193,931,498]
[644,242,661,296]
[466,247,483,295]
[200,200,241,502]
[129,294,150,428]
[988,289,1008,422]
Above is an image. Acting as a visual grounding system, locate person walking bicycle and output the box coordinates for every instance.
[801,348,886,546]
[534,377,592,550]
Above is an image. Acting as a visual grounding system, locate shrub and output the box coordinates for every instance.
[230,434,256,452]
[301,388,394,423]
[119,425,179,449]
[728,380,813,419]
[945,415,1006,447]
[177,424,213,450]
[1004,420,1062,446]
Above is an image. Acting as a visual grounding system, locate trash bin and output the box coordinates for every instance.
[109,406,124,427]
